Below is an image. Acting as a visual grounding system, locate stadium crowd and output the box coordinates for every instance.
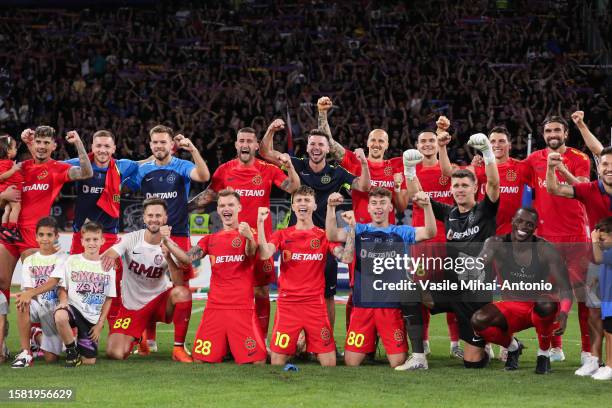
[0,0,611,382]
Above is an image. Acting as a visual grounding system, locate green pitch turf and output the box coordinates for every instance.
[1,293,610,408]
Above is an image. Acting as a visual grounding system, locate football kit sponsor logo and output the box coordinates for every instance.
[370,179,394,188]
[23,183,50,192]
[127,261,164,278]
[145,191,178,199]
[446,226,480,240]
[234,189,265,197]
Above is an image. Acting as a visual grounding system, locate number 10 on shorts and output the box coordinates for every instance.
[274,332,290,349]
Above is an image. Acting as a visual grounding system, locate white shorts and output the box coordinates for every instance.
[30,299,63,355]
[585,262,601,309]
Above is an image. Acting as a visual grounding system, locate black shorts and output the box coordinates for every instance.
[429,291,489,348]
[66,305,98,359]
[324,255,338,298]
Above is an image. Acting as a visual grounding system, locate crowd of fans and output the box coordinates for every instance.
[0,0,609,183]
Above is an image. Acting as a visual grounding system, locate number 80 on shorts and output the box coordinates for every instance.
[346,331,365,348]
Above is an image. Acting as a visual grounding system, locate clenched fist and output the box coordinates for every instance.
[436,116,450,131]
[238,222,254,239]
[341,210,356,227]
[317,96,333,112]
[258,207,270,223]
[327,192,344,207]
[571,111,584,127]
[66,130,82,145]
[267,119,285,133]
[413,191,431,208]
[547,152,562,169]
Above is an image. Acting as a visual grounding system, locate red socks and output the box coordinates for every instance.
[446,312,460,342]
[421,305,430,341]
[578,301,591,353]
[172,300,192,345]
[532,309,556,350]
[477,326,512,348]
[345,293,353,332]
[255,296,270,340]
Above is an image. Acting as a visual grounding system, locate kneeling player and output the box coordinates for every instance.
[52,222,116,366]
[11,218,64,367]
[257,186,354,366]
[327,187,436,368]
[103,198,193,362]
[164,189,266,364]
[472,208,572,374]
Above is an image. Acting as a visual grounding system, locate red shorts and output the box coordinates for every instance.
[546,235,590,285]
[1,226,37,258]
[270,302,335,355]
[70,232,123,323]
[172,235,195,282]
[411,240,447,281]
[192,308,267,364]
[494,301,536,334]
[344,306,407,354]
[254,257,275,286]
[109,288,172,339]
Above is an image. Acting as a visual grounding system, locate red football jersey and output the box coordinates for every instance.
[414,162,454,242]
[0,159,24,186]
[269,226,340,304]
[340,150,405,223]
[524,148,590,239]
[209,159,287,235]
[573,180,612,230]
[476,158,529,234]
[19,160,71,228]
[197,229,256,310]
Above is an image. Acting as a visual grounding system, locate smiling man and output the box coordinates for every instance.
[471,207,572,374]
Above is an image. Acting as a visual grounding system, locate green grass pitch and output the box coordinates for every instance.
[1,293,610,407]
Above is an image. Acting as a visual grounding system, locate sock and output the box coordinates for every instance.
[65,341,76,350]
[450,341,459,348]
[532,307,556,351]
[255,296,270,339]
[507,338,519,352]
[578,302,591,353]
[345,293,353,332]
[421,305,430,341]
[7,222,16,230]
[550,334,562,348]
[146,321,157,342]
[447,312,460,342]
[477,326,512,348]
[401,303,425,353]
[538,348,550,357]
[172,300,192,345]
[1,222,7,228]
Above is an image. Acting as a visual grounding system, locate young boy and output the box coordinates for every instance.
[11,217,64,368]
[592,216,612,380]
[47,222,115,367]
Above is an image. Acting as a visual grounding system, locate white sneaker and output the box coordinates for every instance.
[485,343,495,360]
[575,356,600,377]
[11,350,33,368]
[549,347,565,362]
[498,346,508,362]
[580,351,592,365]
[395,353,428,371]
[423,340,431,356]
[592,366,612,380]
[147,340,158,353]
[450,344,464,359]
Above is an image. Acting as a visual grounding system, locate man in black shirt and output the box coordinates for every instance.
[400,133,500,369]
[260,120,370,329]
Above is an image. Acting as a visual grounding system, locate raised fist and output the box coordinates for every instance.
[65,130,82,145]
[413,191,431,208]
[547,152,562,168]
[21,128,34,144]
[436,116,450,131]
[467,133,491,152]
[175,134,194,152]
[267,119,285,133]
[317,96,333,112]
[355,148,367,163]
[278,153,292,168]
[327,192,344,207]
[437,131,452,147]
[341,210,356,227]
[393,173,404,189]
[238,222,254,239]
[258,207,270,223]
[402,149,423,169]
[160,225,172,239]
[571,111,584,127]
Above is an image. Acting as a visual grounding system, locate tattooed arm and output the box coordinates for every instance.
[333,224,355,263]
[66,131,93,180]
[317,96,345,162]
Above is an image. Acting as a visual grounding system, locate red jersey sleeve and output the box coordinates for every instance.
[390,157,407,188]
[569,149,591,179]
[269,164,289,189]
[516,159,532,185]
[340,149,361,176]
[268,230,283,251]
[197,234,210,253]
[209,166,225,192]
[54,161,72,184]
[573,181,595,204]
[326,240,342,256]
[0,159,12,173]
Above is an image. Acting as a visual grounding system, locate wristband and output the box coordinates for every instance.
[560,299,572,314]
[404,166,416,181]
[482,148,495,165]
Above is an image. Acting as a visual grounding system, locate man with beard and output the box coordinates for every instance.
[260,123,370,333]
[102,198,193,362]
[192,125,300,339]
[0,126,92,309]
[546,146,612,375]
[471,208,572,374]
[128,125,210,354]
[522,116,592,363]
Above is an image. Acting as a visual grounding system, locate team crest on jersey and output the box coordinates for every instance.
[384,166,393,176]
[167,174,176,184]
[252,175,263,186]
[262,260,273,273]
[439,176,449,186]
[231,237,242,248]
[320,327,331,342]
[37,169,48,180]
[393,328,405,342]
[506,169,517,182]
[321,175,331,184]
[310,238,321,249]
[468,212,475,224]
[245,337,256,351]
[154,254,164,266]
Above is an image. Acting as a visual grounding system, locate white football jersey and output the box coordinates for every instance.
[21,251,65,308]
[112,229,171,310]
